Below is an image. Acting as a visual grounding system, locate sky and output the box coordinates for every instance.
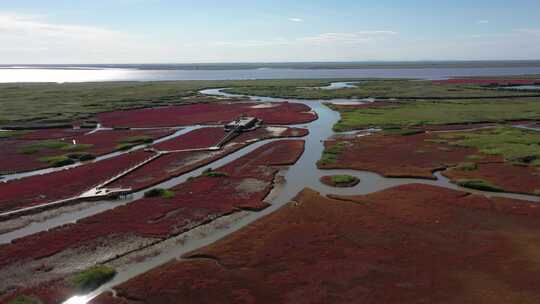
[0,0,539,63]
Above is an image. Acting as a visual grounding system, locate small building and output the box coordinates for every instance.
[225,115,261,132]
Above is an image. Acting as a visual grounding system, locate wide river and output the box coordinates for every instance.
[2,66,540,82]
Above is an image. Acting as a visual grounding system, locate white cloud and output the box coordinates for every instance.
[0,12,167,63]
[476,20,489,24]
[197,31,398,50]
[0,13,126,41]
[298,31,397,44]
[211,38,290,48]
[189,31,400,62]
[288,17,304,22]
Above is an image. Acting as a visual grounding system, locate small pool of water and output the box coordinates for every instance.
[500,85,540,90]
[301,81,359,90]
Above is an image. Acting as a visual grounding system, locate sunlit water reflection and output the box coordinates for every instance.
[3,66,540,82]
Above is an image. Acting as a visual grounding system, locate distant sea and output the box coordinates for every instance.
[1,61,540,83]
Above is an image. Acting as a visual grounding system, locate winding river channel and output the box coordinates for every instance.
[1,84,538,303]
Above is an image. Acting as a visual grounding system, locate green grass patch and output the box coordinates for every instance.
[19,140,92,154]
[19,140,70,154]
[116,135,154,151]
[202,168,229,177]
[466,154,483,161]
[144,188,175,198]
[119,135,153,144]
[69,265,116,293]
[319,141,348,165]
[456,179,503,192]
[332,100,540,131]
[38,152,95,167]
[67,152,96,161]
[61,143,93,152]
[455,162,478,171]
[115,143,137,151]
[330,175,359,185]
[440,127,540,166]
[38,155,76,167]
[383,127,424,136]
[8,296,42,304]
[0,130,28,139]
[425,139,448,144]
[224,79,537,100]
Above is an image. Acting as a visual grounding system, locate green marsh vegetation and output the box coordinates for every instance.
[382,127,424,136]
[202,168,229,177]
[38,152,95,167]
[18,140,92,154]
[455,162,478,171]
[38,155,76,167]
[332,99,540,131]
[15,140,94,166]
[69,265,116,292]
[0,130,28,138]
[439,127,540,166]
[224,79,538,100]
[144,188,175,198]
[456,179,503,192]
[330,174,359,185]
[116,135,154,151]
[318,141,348,165]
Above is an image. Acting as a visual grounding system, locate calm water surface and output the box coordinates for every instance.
[501,85,540,90]
[2,66,540,82]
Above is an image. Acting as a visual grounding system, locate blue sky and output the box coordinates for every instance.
[1,0,539,63]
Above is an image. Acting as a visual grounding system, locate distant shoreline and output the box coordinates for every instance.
[2,60,540,71]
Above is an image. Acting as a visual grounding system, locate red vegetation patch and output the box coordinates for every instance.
[20,128,86,140]
[110,127,308,191]
[93,184,540,304]
[97,102,316,128]
[0,139,51,174]
[444,162,540,194]
[319,132,479,179]
[0,140,305,299]
[153,127,225,151]
[73,129,174,155]
[0,129,173,174]
[0,150,152,213]
[433,78,540,85]
[1,279,70,304]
